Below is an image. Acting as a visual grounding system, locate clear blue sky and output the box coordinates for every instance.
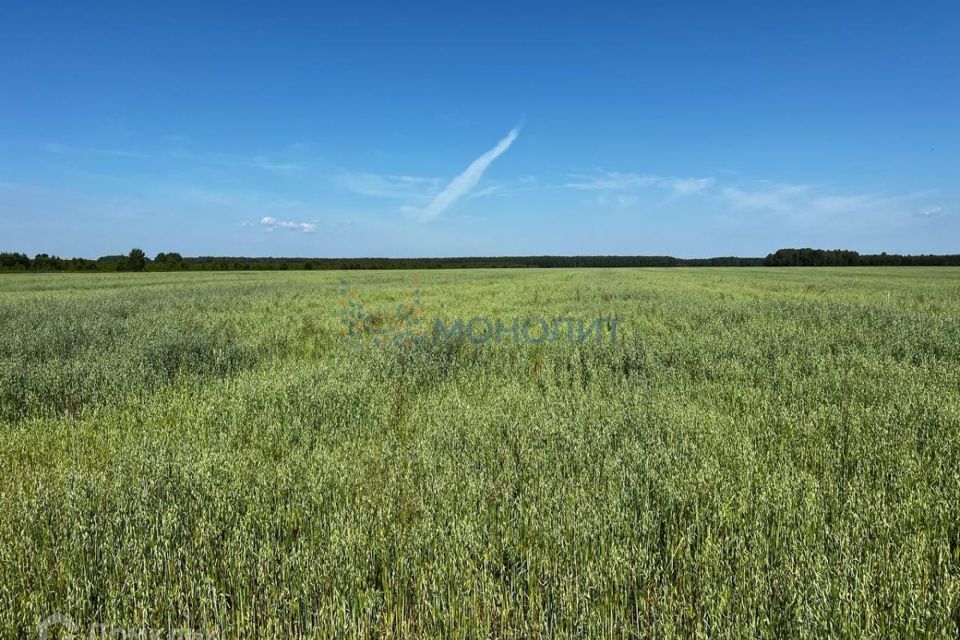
[1,1,957,258]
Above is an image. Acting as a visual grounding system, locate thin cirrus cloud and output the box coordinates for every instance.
[721,183,813,212]
[559,171,944,225]
[260,216,316,233]
[412,126,520,221]
[216,154,307,172]
[336,173,444,201]
[243,156,307,172]
[564,172,715,198]
[42,142,148,159]
[721,183,941,221]
[670,177,716,196]
[43,141,311,173]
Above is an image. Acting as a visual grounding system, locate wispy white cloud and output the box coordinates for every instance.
[810,193,887,213]
[565,172,660,191]
[245,156,306,172]
[335,173,443,200]
[260,216,316,233]
[207,153,308,172]
[467,183,508,199]
[720,183,940,223]
[669,177,715,196]
[565,172,715,200]
[596,193,640,208]
[164,185,306,212]
[467,176,542,200]
[42,143,148,159]
[335,170,535,208]
[44,141,312,173]
[721,183,812,212]
[414,126,520,221]
[179,187,236,205]
[561,169,944,229]
[916,206,943,218]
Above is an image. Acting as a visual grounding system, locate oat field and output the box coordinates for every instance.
[1,268,959,638]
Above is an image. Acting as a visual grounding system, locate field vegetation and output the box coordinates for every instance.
[1,268,959,637]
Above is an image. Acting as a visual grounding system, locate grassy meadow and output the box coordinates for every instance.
[1,267,959,638]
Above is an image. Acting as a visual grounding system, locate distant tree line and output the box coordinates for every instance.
[2,248,959,272]
[762,248,960,266]
[1,248,169,272]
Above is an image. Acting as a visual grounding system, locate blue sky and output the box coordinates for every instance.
[1,1,957,258]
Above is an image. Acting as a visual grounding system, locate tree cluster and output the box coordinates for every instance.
[762,248,960,267]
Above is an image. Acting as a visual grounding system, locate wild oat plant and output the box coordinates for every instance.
[1,268,958,638]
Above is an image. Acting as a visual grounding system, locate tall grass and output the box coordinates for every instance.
[1,268,958,638]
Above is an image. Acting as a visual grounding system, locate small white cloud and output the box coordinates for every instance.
[260,216,316,233]
[917,206,943,218]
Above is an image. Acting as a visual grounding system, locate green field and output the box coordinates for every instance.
[2,268,959,638]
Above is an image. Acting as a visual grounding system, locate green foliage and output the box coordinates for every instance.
[3,250,960,273]
[765,247,862,266]
[0,252,31,270]
[153,252,185,271]
[1,268,959,637]
[121,248,147,272]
